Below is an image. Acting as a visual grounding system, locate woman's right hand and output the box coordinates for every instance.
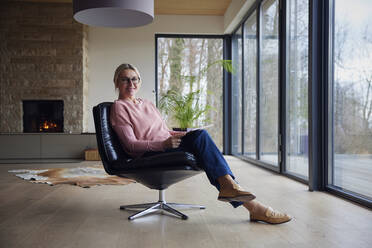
[163,134,184,149]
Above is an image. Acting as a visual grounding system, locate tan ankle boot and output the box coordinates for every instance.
[218,188,256,203]
[250,207,292,224]
[217,175,256,203]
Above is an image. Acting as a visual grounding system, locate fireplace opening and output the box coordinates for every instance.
[23,100,64,133]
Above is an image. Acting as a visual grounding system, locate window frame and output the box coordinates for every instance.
[154,0,372,208]
[282,0,311,181]
[230,0,282,173]
[229,0,371,208]
[323,0,372,207]
[154,34,228,153]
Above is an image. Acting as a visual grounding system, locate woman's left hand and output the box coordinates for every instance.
[163,133,184,149]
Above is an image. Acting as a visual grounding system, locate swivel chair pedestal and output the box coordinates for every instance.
[120,189,205,220]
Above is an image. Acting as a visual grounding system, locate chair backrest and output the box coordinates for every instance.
[93,102,132,175]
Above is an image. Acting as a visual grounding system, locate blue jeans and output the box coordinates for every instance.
[143,129,243,208]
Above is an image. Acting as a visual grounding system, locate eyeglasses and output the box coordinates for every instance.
[119,77,140,85]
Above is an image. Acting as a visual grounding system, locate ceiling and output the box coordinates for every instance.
[14,0,233,16]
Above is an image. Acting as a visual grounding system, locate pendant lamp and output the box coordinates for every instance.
[73,0,154,28]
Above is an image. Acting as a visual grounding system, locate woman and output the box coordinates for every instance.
[110,63,291,224]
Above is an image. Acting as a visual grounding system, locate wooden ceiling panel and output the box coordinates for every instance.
[155,0,232,16]
[12,0,232,16]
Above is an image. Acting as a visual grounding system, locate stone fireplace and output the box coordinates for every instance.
[0,2,86,133]
[0,2,97,161]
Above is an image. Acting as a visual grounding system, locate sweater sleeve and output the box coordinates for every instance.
[112,124,166,154]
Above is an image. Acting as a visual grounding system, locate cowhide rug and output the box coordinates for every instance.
[9,165,135,188]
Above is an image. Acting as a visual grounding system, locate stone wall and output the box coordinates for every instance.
[0,2,84,133]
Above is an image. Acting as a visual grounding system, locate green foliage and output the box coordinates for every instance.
[159,89,213,129]
[159,60,234,128]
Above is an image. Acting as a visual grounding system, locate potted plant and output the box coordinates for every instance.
[158,60,235,131]
[159,89,212,131]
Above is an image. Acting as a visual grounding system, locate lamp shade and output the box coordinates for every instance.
[73,0,154,28]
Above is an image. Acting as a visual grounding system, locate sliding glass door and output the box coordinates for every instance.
[231,0,310,174]
[243,12,257,159]
[230,0,370,206]
[232,28,243,155]
[329,0,372,200]
[286,0,309,178]
[259,0,279,165]
[231,0,281,169]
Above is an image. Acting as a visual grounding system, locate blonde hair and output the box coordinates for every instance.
[113,63,141,88]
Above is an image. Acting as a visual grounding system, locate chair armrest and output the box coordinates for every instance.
[113,152,202,171]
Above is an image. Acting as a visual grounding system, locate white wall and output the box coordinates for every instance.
[84,15,224,132]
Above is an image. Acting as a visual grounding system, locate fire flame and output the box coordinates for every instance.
[39,120,57,131]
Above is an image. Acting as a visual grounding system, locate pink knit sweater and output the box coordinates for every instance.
[110,98,172,158]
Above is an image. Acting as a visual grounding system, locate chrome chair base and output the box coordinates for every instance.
[120,190,205,220]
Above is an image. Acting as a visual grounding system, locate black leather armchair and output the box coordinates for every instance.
[93,102,205,220]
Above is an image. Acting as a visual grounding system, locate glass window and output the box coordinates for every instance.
[286,0,309,178]
[329,0,372,199]
[260,0,279,165]
[232,29,243,154]
[157,37,224,150]
[243,12,257,159]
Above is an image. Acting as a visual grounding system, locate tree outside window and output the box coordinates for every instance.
[157,37,224,150]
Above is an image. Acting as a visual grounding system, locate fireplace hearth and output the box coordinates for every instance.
[23,100,64,133]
